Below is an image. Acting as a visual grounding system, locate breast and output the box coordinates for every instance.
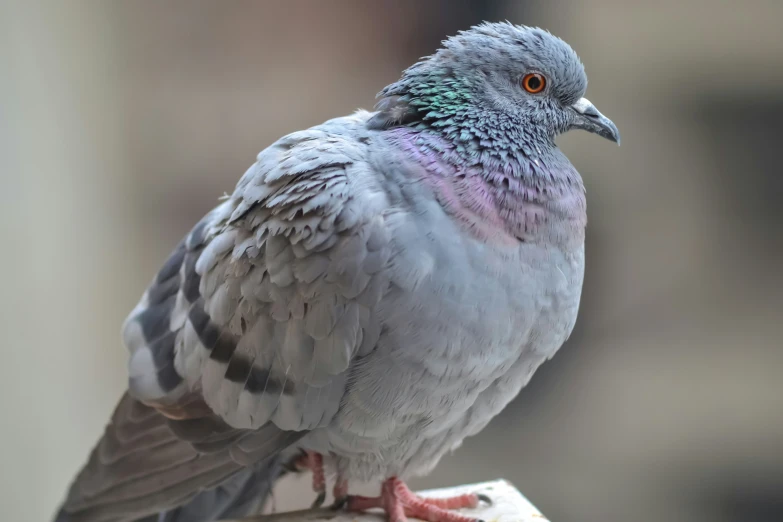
[317,134,587,478]
[324,190,585,461]
[319,230,585,480]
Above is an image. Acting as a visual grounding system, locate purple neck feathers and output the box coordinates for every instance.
[386,128,586,246]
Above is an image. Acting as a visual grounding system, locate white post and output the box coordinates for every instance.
[224,479,549,522]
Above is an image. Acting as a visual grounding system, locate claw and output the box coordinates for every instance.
[330,496,348,511]
[311,490,326,509]
[476,493,492,506]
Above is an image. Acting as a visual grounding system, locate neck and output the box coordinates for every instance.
[385,126,586,247]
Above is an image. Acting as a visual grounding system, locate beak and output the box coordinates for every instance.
[569,98,620,145]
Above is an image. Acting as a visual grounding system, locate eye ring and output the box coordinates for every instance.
[521,73,546,94]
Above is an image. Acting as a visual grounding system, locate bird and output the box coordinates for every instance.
[55,21,619,522]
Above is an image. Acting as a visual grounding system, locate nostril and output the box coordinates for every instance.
[571,98,600,118]
[582,105,600,118]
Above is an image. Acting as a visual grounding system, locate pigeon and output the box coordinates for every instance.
[55,21,619,522]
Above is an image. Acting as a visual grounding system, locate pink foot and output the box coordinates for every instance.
[345,477,487,522]
[292,451,327,507]
[333,478,349,503]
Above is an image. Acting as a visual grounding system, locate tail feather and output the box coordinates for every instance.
[55,458,285,522]
[54,393,302,522]
[158,457,285,522]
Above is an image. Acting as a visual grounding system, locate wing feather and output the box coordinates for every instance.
[123,111,392,432]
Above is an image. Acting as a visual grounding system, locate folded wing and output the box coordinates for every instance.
[60,112,393,521]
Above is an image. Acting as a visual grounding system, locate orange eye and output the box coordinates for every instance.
[521,73,546,94]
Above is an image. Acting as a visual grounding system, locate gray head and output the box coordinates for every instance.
[371,22,619,149]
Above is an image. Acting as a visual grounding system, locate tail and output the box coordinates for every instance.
[55,459,285,522]
[54,394,302,522]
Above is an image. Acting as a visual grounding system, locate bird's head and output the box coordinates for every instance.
[372,22,620,148]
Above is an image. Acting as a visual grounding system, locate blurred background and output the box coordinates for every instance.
[1,1,782,521]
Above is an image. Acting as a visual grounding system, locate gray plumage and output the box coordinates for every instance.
[56,22,618,522]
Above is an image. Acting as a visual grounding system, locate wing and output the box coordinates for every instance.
[124,110,392,433]
[60,112,394,521]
